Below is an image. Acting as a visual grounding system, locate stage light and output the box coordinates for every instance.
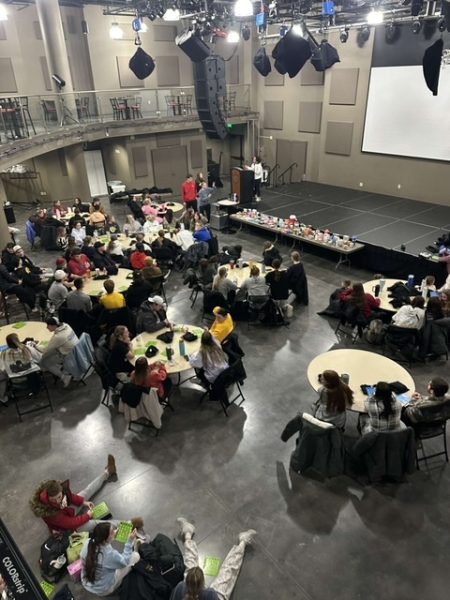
[0,4,7,21]
[157,7,166,17]
[109,23,124,39]
[412,19,422,33]
[357,25,370,46]
[163,8,180,21]
[385,22,399,43]
[148,12,157,21]
[242,25,251,40]
[339,27,349,42]
[437,16,446,32]
[233,0,253,17]
[292,23,304,36]
[367,10,384,25]
[227,29,240,43]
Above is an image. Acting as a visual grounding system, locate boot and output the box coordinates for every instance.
[105,454,117,482]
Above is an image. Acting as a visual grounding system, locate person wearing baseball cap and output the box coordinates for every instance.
[48,270,70,309]
[136,295,171,333]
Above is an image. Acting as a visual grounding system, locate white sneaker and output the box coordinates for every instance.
[284,304,294,318]
[176,517,195,538]
[238,529,257,545]
[61,373,72,388]
[255,197,261,202]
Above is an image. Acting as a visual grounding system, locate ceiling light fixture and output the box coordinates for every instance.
[233,0,253,18]
[226,29,240,43]
[367,9,384,25]
[163,8,181,21]
[109,22,124,39]
[0,3,8,21]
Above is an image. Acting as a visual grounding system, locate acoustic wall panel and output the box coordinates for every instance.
[300,61,324,85]
[0,58,17,93]
[58,149,68,176]
[33,21,42,40]
[156,132,181,147]
[131,146,148,178]
[298,102,322,134]
[329,68,359,105]
[116,56,145,88]
[40,56,52,91]
[263,100,283,130]
[325,121,354,155]
[190,140,203,169]
[264,69,284,86]
[0,22,6,40]
[153,24,177,41]
[66,15,77,34]
[156,56,180,87]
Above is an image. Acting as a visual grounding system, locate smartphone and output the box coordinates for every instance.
[317,373,323,383]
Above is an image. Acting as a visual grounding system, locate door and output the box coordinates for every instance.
[276,140,307,184]
[84,150,108,196]
[151,146,188,190]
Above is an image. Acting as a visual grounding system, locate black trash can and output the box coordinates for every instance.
[4,204,15,224]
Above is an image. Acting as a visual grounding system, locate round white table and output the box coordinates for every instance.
[363,279,407,313]
[83,269,133,297]
[307,349,415,413]
[0,321,52,351]
[132,324,203,375]
[153,201,183,214]
[224,262,268,287]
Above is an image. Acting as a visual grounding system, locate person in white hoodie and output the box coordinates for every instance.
[40,317,78,386]
[246,156,263,202]
[391,296,426,329]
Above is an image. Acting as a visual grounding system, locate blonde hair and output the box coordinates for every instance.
[212,266,228,290]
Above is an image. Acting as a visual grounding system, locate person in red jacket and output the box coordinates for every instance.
[182,174,197,211]
[130,243,148,271]
[340,282,381,320]
[67,248,91,278]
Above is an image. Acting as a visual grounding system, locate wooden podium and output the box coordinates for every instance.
[231,167,254,205]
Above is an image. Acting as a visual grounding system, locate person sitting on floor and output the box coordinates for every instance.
[189,331,228,384]
[262,241,281,267]
[136,295,170,334]
[391,296,426,329]
[286,251,309,307]
[68,248,91,279]
[361,381,405,435]
[131,356,171,400]
[313,370,354,429]
[93,242,119,276]
[172,518,256,600]
[212,266,237,302]
[81,523,141,597]
[40,317,78,387]
[210,307,234,344]
[108,326,134,381]
[71,221,86,246]
[402,377,450,428]
[66,277,92,313]
[99,279,126,311]
[48,270,70,309]
[130,243,148,271]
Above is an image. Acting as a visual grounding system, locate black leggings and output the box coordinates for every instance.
[254,179,261,198]
[199,204,211,221]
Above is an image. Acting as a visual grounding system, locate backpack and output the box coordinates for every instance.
[365,319,385,345]
[53,584,76,600]
[40,534,70,583]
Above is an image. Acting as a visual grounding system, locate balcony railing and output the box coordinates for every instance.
[0,84,252,145]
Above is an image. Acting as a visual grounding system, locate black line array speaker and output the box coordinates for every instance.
[193,56,228,140]
[175,30,211,62]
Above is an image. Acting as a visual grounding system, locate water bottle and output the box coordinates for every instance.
[379,278,386,293]
[262,263,266,273]
[178,338,185,357]
[407,274,414,289]
[373,284,380,297]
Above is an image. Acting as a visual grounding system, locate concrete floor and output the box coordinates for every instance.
[1,197,450,600]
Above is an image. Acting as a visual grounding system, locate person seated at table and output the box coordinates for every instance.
[210,307,234,344]
[66,277,92,313]
[438,274,450,293]
[128,233,152,253]
[107,236,124,264]
[90,198,107,216]
[2,242,19,272]
[318,279,352,317]
[136,295,170,334]
[124,272,152,310]
[108,326,134,380]
[419,275,436,299]
[391,296,426,329]
[127,196,145,223]
[68,248,91,279]
[130,243,148,271]
[173,224,194,251]
[131,356,171,400]
[1,332,42,378]
[163,208,175,229]
[40,317,78,387]
[340,282,381,321]
[197,181,215,221]
[237,264,269,300]
[151,230,178,262]
[141,257,163,284]
[90,207,106,230]
[262,241,281,267]
[68,208,86,231]
[48,270,70,309]
[63,236,79,262]
[99,279,126,311]
[123,215,143,237]
[189,331,228,384]
[73,197,84,212]
[142,198,159,217]
[402,377,450,428]
[178,207,195,232]
[52,200,67,220]
[80,523,141,597]
[13,245,43,286]
[286,251,309,307]
[81,236,96,261]
[265,259,290,315]
[361,382,405,435]
[313,370,354,430]
[218,244,242,265]
[104,215,120,235]
[424,296,445,322]
[193,222,212,243]
[71,220,87,246]
[143,214,161,236]
[0,256,37,311]
[93,241,119,276]
[56,226,69,251]
[212,266,237,302]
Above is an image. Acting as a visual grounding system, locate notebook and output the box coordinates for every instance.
[203,556,221,577]
[115,521,133,543]
[92,501,110,520]
[12,322,26,329]
[40,581,55,598]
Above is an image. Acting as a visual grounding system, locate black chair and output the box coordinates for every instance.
[58,307,100,343]
[415,419,449,469]
[202,290,228,320]
[383,325,417,367]
[1,291,30,324]
[120,382,161,435]
[199,359,247,416]
[189,282,204,309]
[247,294,270,327]
[92,360,119,407]
[335,305,367,343]
[7,371,52,422]
[148,274,169,304]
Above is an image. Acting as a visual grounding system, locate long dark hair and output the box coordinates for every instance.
[349,283,366,309]
[374,381,394,418]
[84,523,111,583]
[184,566,205,600]
[322,370,354,412]
[110,325,127,350]
[271,258,282,282]
[133,357,148,385]
[426,297,444,320]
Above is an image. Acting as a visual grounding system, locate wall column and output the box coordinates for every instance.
[0,180,15,248]
[65,145,92,203]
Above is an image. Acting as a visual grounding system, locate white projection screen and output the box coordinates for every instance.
[362,25,450,162]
